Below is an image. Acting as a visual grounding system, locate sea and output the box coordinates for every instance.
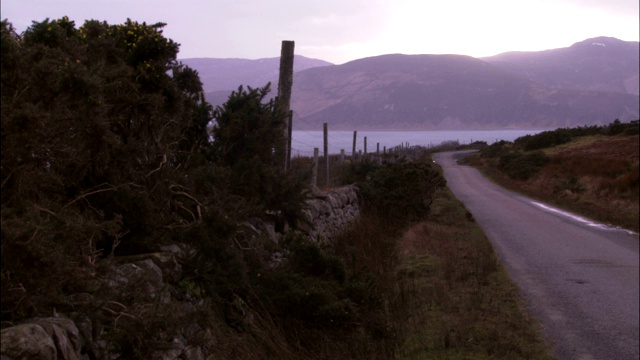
[290,129,546,157]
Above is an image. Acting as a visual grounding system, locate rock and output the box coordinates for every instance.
[1,316,87,360]
[183,346,204,360]
[31,317,83,360]
[96,258,170,304]
[1,323,56,360]
[246,217,279,244]
[306,199,321,220]
[114,252,182,283]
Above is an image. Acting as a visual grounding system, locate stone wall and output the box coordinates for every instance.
[0,186,362,360]
[302,184,360,243]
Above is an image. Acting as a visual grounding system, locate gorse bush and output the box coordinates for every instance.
[211,84,309,230]
[0,16,309,352]
[2,17,208,321]
[357,160,446,223]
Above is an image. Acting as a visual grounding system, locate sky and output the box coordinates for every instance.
[2,0,638,64]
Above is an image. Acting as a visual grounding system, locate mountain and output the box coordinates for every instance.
[290,53,639,130]
[186,37,639,130]
[179,55,332,106]
[482,37,639,96]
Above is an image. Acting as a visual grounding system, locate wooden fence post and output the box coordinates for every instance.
[286,110,292,171]
[352,130,357,159]
[340,149,345,165]
[364,136,367,156]
[277,40,294,171]
[311,147,319,188]
[323,123,329,186]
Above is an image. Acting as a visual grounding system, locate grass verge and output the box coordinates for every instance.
[395,187,556,359]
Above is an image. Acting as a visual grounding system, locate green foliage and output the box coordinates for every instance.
[211,84,285,167]
[602,119,639,136]
[254,233,383,332]
[288,236,346,283]
[499,151,550,180]
[480,140,511,158]
[339,158,380,184]
[357,160,446,223]
[210,84,308,228]
[1,17,316,358]
[513,120,638,152]
[1,17,211,322]
[515,128,573,151]
[622,120,639,135]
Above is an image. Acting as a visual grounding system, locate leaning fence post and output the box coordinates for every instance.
[339,149,345,165]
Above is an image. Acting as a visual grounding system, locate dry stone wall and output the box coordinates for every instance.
[0,186,362,360]
[302,185,360,243]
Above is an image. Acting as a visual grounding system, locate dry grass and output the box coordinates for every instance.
[473,134,639,232]
[395,188,556,360]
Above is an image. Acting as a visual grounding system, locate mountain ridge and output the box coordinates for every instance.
[183,37,639,130]
[482,36,639,95]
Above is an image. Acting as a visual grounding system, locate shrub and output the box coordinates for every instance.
[499,151,550,180]
[602,119,625,136]
[480,140,512,158]
[339,158,380,185]
[357,160,446,223]
[515,129,573,150]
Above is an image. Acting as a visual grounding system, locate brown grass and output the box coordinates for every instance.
[470,135,639,232]
[395,188,556,359]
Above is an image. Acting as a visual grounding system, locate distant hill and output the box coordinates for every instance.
[179,55,332,106]
[291,53,638,130]
[482,37,639,96]
[186,37,639,130]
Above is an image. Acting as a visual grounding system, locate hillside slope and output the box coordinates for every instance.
[290,53,638,130]
[188,37,639,131]
[464,123,639,232]
[483,37,639,95]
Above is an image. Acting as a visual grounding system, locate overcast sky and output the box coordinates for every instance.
[2,0,638,64]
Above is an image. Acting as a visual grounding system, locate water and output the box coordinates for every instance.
[290,129,545,157]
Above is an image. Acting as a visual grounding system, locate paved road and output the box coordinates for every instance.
[433,151,639,360]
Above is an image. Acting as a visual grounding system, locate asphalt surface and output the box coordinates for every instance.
[433,150,639,360]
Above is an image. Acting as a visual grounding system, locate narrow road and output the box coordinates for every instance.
[433,151,639,360]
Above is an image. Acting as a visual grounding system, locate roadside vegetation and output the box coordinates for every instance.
[396,185,555,359]
[289,153,556,359]
[2,17,555,359]
[462,120,639,232]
